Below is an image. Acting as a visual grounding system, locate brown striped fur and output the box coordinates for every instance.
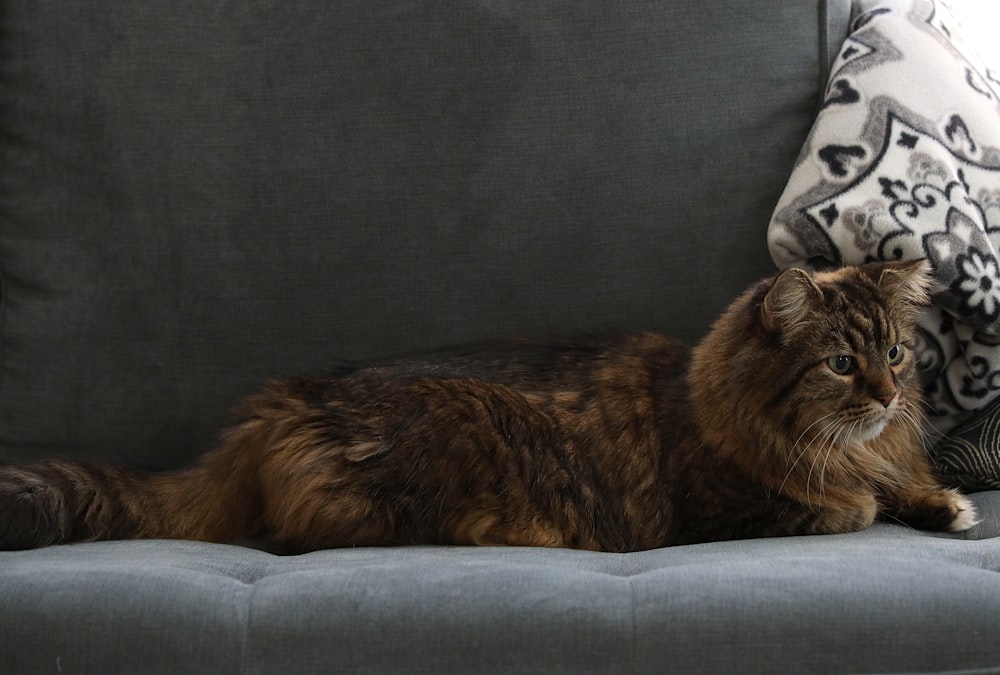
[0,261,977,552]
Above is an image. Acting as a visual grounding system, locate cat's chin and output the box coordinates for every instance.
[849,416,890,443]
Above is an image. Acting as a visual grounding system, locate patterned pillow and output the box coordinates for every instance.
[766,0,1000,488]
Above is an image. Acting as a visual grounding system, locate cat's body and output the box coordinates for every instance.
[0,261,978,552]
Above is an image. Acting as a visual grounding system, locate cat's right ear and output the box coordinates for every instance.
[761,268,822,334]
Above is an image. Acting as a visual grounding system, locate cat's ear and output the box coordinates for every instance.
[761,268,822,334]
[872,259,933,306]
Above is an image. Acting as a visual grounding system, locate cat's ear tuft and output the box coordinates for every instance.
[875,259,933,306]
[761,268,822,334]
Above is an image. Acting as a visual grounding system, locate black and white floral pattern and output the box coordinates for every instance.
[767,0,1000,486]
[953,249,1000,323]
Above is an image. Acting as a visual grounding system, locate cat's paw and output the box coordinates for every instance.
[0,466,71,550]
[894,488,979,533]
[945,493,979,532]
[809,496,878,535]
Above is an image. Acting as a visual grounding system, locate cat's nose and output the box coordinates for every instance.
[875,393,896,409]
[869,376,897,409]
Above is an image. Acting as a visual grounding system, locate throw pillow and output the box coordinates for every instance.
[767,0,1000,487]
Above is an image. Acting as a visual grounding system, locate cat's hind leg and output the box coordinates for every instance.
[0,462,83,549]
[254,377,587,551]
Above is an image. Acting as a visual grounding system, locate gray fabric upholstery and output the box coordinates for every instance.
[3,492,999,673]
[2,0,831,468]
[4,0,999,673]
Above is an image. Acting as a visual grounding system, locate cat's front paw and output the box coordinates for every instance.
[894,489,979,533]
[945,493,979,532]
[0,466,71,550]
[809,496,878,535]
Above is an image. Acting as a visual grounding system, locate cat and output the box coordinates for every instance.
[0,260,978,553]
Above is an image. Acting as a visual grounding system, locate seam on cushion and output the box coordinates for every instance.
[237,579,255,675]
[818,0,833,105]
[0,6,6,460]
[0,251,6,455]
[817,0,840,113]
[816,0,853,113]
[628,573,638,674]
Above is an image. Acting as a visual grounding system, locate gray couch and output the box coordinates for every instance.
[1,0,998,672]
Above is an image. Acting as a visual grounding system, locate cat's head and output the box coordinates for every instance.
[691,260,932,462]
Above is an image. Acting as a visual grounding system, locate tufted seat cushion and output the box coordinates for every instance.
[3,490,999,674]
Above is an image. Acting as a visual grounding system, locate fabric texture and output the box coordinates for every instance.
[2,491,999,674]
[767,0,1000,484]
[935,394,1000,490]
[0,0,825,470]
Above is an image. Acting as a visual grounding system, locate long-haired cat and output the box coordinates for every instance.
[0,260,977,552]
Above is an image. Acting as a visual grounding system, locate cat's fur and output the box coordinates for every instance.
[0,261,978,552]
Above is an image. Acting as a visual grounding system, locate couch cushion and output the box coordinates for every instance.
[2,491,999,673]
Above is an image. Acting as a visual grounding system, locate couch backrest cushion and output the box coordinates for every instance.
[0,0,850,467]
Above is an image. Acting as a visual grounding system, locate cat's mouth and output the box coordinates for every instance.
[850,416,890,443]
[843,403,900,443]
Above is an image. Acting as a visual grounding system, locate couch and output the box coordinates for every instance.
[1,0,998,672]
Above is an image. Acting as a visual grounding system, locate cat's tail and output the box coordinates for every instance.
[0,424,264,550]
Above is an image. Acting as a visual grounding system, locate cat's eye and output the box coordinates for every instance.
[827,355,855,375]
[887,344,904,365]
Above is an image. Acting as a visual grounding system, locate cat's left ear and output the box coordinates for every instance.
[761,267,822,334]
[872,259,933,306]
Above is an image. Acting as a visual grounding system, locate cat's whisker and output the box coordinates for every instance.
[900,405,943,447]
[782,432,826,504]
[801,416,847,509]
[788,411,842,461]
[780,411,844,500]
[803,433,830,508]
[894,408,922,441]
[819,416,859,502]
[816,418,851,501]
[877,509,915,530]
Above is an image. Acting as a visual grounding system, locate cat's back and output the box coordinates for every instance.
[351,331,691,394]
[253,332,691,433]
[247,332,691,551]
